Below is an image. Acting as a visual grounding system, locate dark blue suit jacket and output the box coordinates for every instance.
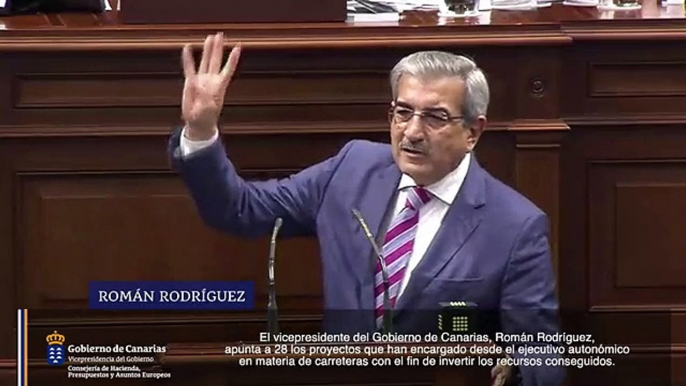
[169,128,565,386]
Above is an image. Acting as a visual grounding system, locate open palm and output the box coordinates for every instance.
[182,32,241,135]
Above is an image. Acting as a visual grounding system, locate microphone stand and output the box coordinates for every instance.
[268,217,283,336]
[352,209,392,334]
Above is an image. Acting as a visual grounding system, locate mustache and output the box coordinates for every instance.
[400,141,428,154]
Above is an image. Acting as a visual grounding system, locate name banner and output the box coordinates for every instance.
[88,281,254,310]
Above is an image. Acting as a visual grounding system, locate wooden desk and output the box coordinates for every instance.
[0,5,685,385]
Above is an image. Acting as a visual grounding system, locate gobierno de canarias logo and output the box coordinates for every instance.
[46,330,66,366]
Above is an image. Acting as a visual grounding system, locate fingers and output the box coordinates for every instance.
[181,44,196,78]
[221,42,242,87]
[490,364,509,386]
[198,35,214,74]
[208,32,224,73]
[490,365,500,379]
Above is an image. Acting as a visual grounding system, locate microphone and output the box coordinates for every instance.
[351,209,392,334]
[268,217,283,336]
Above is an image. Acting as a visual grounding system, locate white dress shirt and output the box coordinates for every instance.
[387,153,470,298]
[179,127,471,299]
[179,126,219,157]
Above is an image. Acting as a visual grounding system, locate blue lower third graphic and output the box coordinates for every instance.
[89,281,254,310]
[46,330,66,366]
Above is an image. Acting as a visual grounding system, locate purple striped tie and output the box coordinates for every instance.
[375,186,432,327]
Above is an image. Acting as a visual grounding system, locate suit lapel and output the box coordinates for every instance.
[352,161,401,312]
[394,157,487,313]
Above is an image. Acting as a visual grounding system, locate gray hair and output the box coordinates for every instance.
[390,51,489,126]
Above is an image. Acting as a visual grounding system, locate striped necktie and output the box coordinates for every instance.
[375,186,432,328]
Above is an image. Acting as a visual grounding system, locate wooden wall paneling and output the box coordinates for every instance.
[672,314,686,385]
[563,42,686,122]
[19,171,249,308]
[561,312,676,386]
[0,46,569,372]
[574,127,686,311]
[494,36,567,283]
[472,130,516,188]
[0,140,17,358]
[3,48,406,130]
[6,133,377,357]
[514,46,563,120]
[0,46,526,133]
[558,43,589,314]
[3,11,686,383]
[9,129,520,359]
[583,46,686,119]
[11,137,328,278]
[0,54,16,358]
[6,50,182,127]
[590,62,686,98]
[673,349,686,386]
[0,54,14,124]
[0,360,14,385]
[588,159,686,309]
[558,40,686,380]
[560,124,686,385]
[463,46,522,123]
[514,129,567,283]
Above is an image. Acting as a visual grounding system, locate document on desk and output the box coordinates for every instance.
[104,0,120,11]
[347,0,441,21]
[348,0,399,21]
[372,0,442,11]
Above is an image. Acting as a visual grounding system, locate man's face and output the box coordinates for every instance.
[390,75,485,186]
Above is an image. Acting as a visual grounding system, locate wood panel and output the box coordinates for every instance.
[560,124,686,384]
[564,43,686,120]
[1,48,520,127]
[615,185,686,288]
[16,72,183,108]
[561,125,686,302]
[514,129,567,282]
[0,136,17,360]
[589,62,686,97]
[587,157,686,309]
[2,6,686,385]
[14,70,392,108]
[0,360,14,386]
[19,173,252,307]
[587,160,686,308]
[0,133,356,359]
[2,130,515,359]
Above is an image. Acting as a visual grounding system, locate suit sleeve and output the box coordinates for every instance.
[500,214,566,386]
[167,127,351,238]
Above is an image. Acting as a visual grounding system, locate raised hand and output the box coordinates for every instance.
[181,32,242,140]
[491,360,512,386]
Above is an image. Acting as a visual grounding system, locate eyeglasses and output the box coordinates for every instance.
[388,101,464,130]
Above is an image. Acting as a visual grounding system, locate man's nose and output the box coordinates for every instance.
[403,115,424,141]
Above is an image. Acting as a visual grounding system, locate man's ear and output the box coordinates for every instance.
[467,116,487,152]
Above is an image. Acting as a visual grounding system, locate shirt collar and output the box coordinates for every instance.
[397,153,471,205]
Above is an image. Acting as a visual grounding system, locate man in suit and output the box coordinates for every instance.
[169,32,565,386]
